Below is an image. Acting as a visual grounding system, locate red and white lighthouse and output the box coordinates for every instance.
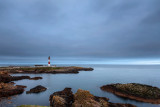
[48,56,50,67]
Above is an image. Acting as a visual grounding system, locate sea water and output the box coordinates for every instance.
[1,64,160,107]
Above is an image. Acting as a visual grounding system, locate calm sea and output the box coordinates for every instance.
[1,64,160,107]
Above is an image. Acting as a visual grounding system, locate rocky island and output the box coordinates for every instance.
[101,83,160,104]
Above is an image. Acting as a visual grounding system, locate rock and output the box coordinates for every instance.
[49,88,74,107]
[16,85,27,88]
[29,77,42,80]
[49,88,136,107]
[101,83,160,104]
[0,71,9,75]
[0,83,25,98]
[26,85,47,94]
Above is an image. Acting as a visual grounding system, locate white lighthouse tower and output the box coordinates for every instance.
[48,56,50,67]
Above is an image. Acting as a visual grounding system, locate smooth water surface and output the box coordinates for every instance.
[1,64,160,107]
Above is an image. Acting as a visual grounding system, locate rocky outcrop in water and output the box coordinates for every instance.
[26,85,47,94]
[101,83,160,104]
[49,88,136,107]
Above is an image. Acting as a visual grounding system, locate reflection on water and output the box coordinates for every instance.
[1,64,160,107]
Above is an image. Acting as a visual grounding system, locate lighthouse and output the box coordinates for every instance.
[48,56,50,67]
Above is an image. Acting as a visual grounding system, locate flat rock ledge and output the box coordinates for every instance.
[26,85,47,94]
[101,83,160,104]
[0,83,26,99]
[49,88,136,107]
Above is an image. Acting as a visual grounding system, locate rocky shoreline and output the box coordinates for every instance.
[101,83,160,104]
[0,66,93,102]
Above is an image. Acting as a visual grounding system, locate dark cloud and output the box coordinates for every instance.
[0,0,160,62]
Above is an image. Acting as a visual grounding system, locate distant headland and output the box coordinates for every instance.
[0,66,94,74]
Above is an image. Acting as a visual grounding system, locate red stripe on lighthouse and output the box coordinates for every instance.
[48,56,50,66]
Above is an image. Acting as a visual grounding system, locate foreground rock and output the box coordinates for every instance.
[0,83,25,98]
[49,88,136,107]
[101,83,160,104]
[26,85,47,94]
[50,88,74,107]
[0,66,93,74]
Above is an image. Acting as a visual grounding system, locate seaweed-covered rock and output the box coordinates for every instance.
[26,85,47,94]
[101,83,160,104]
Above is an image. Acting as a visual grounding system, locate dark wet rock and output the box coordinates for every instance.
[49,88,136,107]
[49,88,74,107]
[0,83,25,98]
[29,77,42,80]
[101,83,160,104]
[26,85,47,94]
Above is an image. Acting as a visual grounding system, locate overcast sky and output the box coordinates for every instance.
[0,0,160,64]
